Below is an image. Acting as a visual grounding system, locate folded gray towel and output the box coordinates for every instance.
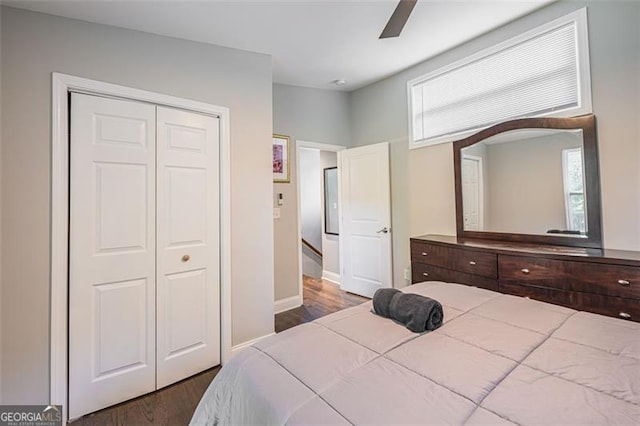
[372,288,400,318]
[373,289,444,333]
[390,292,443,332]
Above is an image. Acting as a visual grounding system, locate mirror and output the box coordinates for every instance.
[454,115,602,248]
[324,167,339,235]
[461,128,585,235]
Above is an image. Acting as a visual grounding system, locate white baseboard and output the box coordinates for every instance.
[322,270,341,285]
[274,294,303,314]
[230,332,276,357]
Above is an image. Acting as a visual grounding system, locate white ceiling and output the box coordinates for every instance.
[4,0,555,91]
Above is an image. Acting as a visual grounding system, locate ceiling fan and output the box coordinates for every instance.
[379,0,418,39]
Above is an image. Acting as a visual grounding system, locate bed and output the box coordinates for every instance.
[191,281,640,425]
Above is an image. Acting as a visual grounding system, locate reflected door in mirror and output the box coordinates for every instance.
[462,155,483,231]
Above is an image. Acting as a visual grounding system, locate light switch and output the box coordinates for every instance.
[273,208,281,219]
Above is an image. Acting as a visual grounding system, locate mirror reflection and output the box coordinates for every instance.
[461,128,586,237]
[324,167,339,235]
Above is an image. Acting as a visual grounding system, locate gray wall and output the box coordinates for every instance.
[1,7,274,403]
[349,1,640,288]
[273,83,351,301]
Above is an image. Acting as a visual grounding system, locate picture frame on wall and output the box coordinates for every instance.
[273,134,290,183]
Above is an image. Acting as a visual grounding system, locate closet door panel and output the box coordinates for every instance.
[166,167,207,248]
[156,107,221,388]
[69,93,157,420]
[164,269,208,355]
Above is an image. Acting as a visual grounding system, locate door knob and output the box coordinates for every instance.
[376,227,390,234]
[182,254,190,262]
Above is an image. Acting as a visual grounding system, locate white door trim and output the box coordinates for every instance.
[292,140,346,308]
[51,73,232,422]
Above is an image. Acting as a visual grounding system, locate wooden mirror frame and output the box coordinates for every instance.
[453,114,602,248]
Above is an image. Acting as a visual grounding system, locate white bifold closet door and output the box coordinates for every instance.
[155,106,220,388]
[69,93,220,419]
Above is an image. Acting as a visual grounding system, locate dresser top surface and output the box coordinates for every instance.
[411,234,640,265]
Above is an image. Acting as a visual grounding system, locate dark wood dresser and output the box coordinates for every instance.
[410,234,640,322]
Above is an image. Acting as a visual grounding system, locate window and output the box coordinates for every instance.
[408,8,591,149]
[562,147,586,232]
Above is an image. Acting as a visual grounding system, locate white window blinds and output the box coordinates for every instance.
[409,9,591,148]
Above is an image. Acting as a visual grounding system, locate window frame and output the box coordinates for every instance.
[407,8,592,150]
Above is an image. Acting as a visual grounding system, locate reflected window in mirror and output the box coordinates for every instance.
[454,115,602,248]
[562,147,585,233]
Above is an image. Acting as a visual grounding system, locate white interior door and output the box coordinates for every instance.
[156,107,221,388]
[462,155,483,231]
[339,142,392,298]
[69,94,157,419]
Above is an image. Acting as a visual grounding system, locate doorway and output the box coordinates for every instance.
[295,141,345,299]
[294,140,393,300]
[298,147,339,282]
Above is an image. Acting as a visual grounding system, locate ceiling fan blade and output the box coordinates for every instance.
[379,0,417,39]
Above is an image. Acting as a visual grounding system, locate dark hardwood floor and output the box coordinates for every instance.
[275,275,369,332]
[71,275,366,425]
[70,367,219,425]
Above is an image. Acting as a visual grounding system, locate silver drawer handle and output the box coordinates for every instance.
[422,272,429,277]
[618,279,630,286]
[619,312,632,319]
[469,261,477,265]
[421,252,428,256]
[521,268,530,274]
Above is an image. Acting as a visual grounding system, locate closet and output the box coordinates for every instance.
[68,93,220,419]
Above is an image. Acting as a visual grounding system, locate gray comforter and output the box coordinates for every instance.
[192,282,640,425]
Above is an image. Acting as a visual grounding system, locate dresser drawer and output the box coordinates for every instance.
[412,263,499,291]
[565,261,640,299]
[451,249,497,278]
[410,241,449,267]
[499,281,570,307]
[411,262,451,283]
[569,292,640,322]
[499,255,567,290]
[411,241,497,279]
